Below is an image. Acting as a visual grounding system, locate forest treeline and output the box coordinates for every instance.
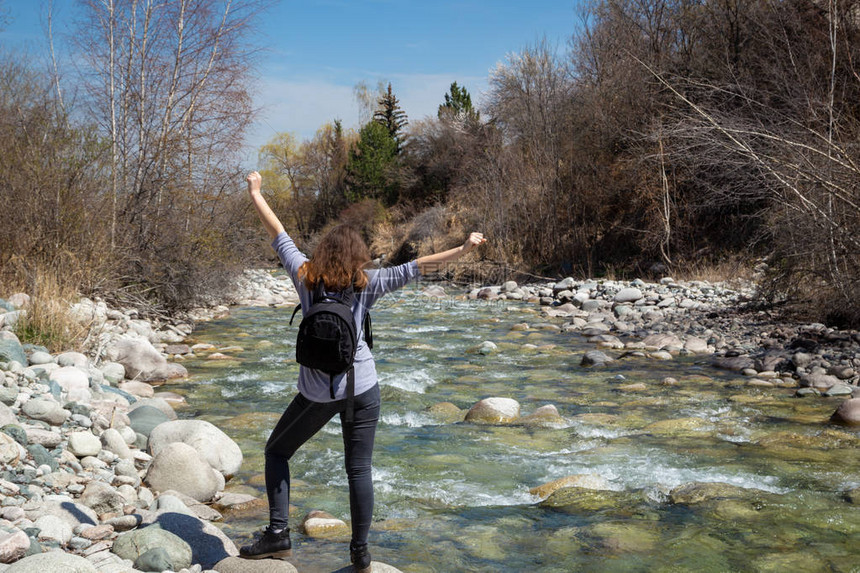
[1,0,859,328]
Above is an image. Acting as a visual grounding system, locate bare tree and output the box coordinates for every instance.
[74,0,271,308]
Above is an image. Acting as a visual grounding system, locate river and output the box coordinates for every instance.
[168,284,859,572]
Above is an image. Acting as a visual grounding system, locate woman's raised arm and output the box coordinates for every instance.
[246,171,286,241]
[416,232,486,275]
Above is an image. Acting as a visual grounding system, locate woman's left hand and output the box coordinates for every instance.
[462,232,486,253]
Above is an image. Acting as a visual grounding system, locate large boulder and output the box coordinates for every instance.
[464,398,520,424]
[145,442,222,501]
[128,404,171,438]
[5,551,98,572]
[140,511,238,569]
[149,420,242,477]
[831,398,860,426]
[106,337,173,382]
[112,524,193,572]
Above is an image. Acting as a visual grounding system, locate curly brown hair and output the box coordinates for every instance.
[298,225,370,291]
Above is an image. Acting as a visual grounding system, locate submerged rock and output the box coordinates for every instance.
[529,474,611,499]
[669,482,770,505]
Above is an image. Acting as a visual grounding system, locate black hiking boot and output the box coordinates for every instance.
[350,540,372,572]
[239,526,292,559]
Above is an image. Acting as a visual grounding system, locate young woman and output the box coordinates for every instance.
[241,171,485,571]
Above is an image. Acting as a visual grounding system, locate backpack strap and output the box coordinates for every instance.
[363,312,373,350]
[330,368,356,423]
[289,304,302,326]
[345,367,355,423]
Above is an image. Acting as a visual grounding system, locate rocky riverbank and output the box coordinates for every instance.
[0,269,857,572]
[464,276,859,423]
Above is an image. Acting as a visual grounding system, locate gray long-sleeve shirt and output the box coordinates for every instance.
[272,231,421,402]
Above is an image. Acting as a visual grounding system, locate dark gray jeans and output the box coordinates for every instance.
[264,383,380,545]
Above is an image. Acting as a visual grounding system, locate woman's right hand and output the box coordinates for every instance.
[246,171,262,195]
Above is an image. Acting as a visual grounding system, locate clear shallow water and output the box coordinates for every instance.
[167,286,860,572]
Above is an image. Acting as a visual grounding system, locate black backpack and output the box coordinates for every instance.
[289,280,373,421]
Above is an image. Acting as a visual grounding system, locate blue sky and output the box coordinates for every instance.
[1,0,580,158]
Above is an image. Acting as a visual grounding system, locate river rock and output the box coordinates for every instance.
[0,529,30,563]
[0,432,20,464]
[28,351,53,365]
[0,402,16,426]
[139,511,237,568]
[614,288,643,303]
[590,521,659,553]
[68,431,102,458]
[7,293,29,308]
[830,398,860,426]
[529,474,611,499]
[212,493,268,518]
[34,514,74,544]
[5,551,99,572]
[712,356,755,371]
[519,404,565,427]
[80,481,126,516]
[0,337,26,367]
[800,373,840,389]
[669,482,768,505]
[112,524,193,571]
[145,442,222,501]
[106,337,173,382]
[99,362,125,385]
[823,384,854,397]
[27,499,98,530]
[148,419,243,477]
[128,404,171,438]
[119,380,154,398]
[100,428,132,460]
[21,399,69,426]
[581,350,613,366]
[130,397,179,420]
[464,398,520,424]
[301,510,349,538]
[213,556,299,572]
[56,352,88,369]
[641,333,683,350]
[684,337,711,354]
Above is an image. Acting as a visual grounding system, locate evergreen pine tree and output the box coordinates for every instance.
[373,83,408,153]
[438,81,479,122]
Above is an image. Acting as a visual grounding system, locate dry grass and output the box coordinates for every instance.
[670,255,756,285]
[9,266,91,353]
